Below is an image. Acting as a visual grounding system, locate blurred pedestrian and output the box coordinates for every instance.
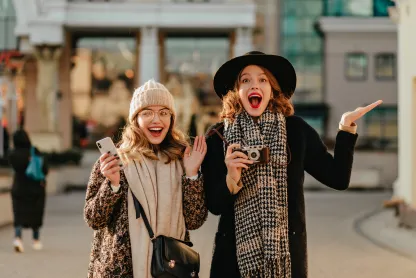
[8,129,48,253]
[202,51,383,278]
[3,125,10,157]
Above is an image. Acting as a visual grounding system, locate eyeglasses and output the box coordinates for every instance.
[138,108,172,122]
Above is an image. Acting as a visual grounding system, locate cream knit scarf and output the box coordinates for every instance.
[123,153,186,278]
[224,109,291,278]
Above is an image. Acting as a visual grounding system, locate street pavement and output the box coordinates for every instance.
[1,190,416,278]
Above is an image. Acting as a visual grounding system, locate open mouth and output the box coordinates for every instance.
[248,93,263,109]
[148,127,163,137]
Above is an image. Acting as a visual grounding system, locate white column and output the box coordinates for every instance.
[394,0,416,207]
[139,26,159,85]
[34,46,62,133]
[6,73,18,135]
[233,27,253,57]
[264,0,278,54]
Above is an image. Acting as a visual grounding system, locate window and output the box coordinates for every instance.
[70,36,136,142]
[375,53,396,80]
[363,106,398,150]
[346,0,373,16]
[294,103,329,138]
[0,0,17,50]
[164,36,229,107]
[323,0,395,17]
[324,0,372,16]
[280,0,324,102]
[304,116,325,137]
[373,0,395,17]
[164,35,229,135]
[345,53,368,81]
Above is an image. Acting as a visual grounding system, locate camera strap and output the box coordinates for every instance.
[208,122,251,148]
[206,123,230,147]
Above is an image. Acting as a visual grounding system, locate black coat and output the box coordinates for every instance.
[8,147,48,229]
[201,116,358,278]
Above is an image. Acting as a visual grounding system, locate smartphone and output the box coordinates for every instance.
[96,137,123,167]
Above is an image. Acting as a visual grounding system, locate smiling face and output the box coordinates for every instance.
[137,105,172,145]
[238,65,273,117]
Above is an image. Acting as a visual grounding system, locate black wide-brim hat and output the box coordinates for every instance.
[213,51,297,99]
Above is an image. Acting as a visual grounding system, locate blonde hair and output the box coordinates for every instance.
[220,66,294,122]
[117,112,188,164]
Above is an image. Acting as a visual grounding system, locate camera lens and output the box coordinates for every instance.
[248,149,260,161]
[97,143,101,148]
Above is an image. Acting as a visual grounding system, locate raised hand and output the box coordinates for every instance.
[341,100,383,126]
[183,136,207,177]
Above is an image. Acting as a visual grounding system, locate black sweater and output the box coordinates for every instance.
[201,115,358,278]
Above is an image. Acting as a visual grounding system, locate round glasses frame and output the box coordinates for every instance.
[138,108,172,122]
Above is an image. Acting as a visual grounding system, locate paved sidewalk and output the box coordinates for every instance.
[1,190,416,278]
[358,207,416,260]
[0,192,217,278]
[0,193,92,278]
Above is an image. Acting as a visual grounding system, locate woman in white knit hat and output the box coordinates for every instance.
[84,79,208,278]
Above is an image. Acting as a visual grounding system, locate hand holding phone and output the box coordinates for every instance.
[96,137,122,185]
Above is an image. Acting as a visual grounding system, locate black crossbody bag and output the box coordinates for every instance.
[131,163,200,278]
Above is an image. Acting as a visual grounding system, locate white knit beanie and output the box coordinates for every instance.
[129,79,175,122]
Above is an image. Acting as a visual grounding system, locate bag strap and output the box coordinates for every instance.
[131,161,156,240]
[206,123,229,147]
[130,161,195,247]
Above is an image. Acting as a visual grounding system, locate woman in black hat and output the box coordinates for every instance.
[201,51,382,278]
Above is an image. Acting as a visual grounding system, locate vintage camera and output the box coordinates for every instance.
[233,146,270,164]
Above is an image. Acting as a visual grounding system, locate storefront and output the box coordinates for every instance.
[10,0,256,150]
[69,31,232,145]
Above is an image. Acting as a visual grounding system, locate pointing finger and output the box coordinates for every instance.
[362,100,383,114]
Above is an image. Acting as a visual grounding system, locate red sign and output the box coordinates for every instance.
[0,50,23,69]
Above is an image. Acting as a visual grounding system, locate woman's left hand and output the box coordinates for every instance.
[183,135,207,177]
[341,100,383,126]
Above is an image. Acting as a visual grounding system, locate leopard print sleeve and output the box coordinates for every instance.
[182,173,208,230]
[84,159,127,230]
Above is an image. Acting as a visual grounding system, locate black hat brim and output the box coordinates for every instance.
[213,53,297,99]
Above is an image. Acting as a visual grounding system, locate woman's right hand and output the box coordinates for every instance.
[225,144,253,184]
[99,152,122,185]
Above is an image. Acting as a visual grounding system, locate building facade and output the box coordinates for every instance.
[1,0,402,189]
[319,0,397,149]
[316,0,398,188]
[4,0,256,151]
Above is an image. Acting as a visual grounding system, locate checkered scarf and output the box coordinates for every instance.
[223,109,291,278]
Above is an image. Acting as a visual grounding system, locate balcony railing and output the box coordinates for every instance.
[323,0,395,17]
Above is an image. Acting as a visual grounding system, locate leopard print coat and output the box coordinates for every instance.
[84,160,208,278]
